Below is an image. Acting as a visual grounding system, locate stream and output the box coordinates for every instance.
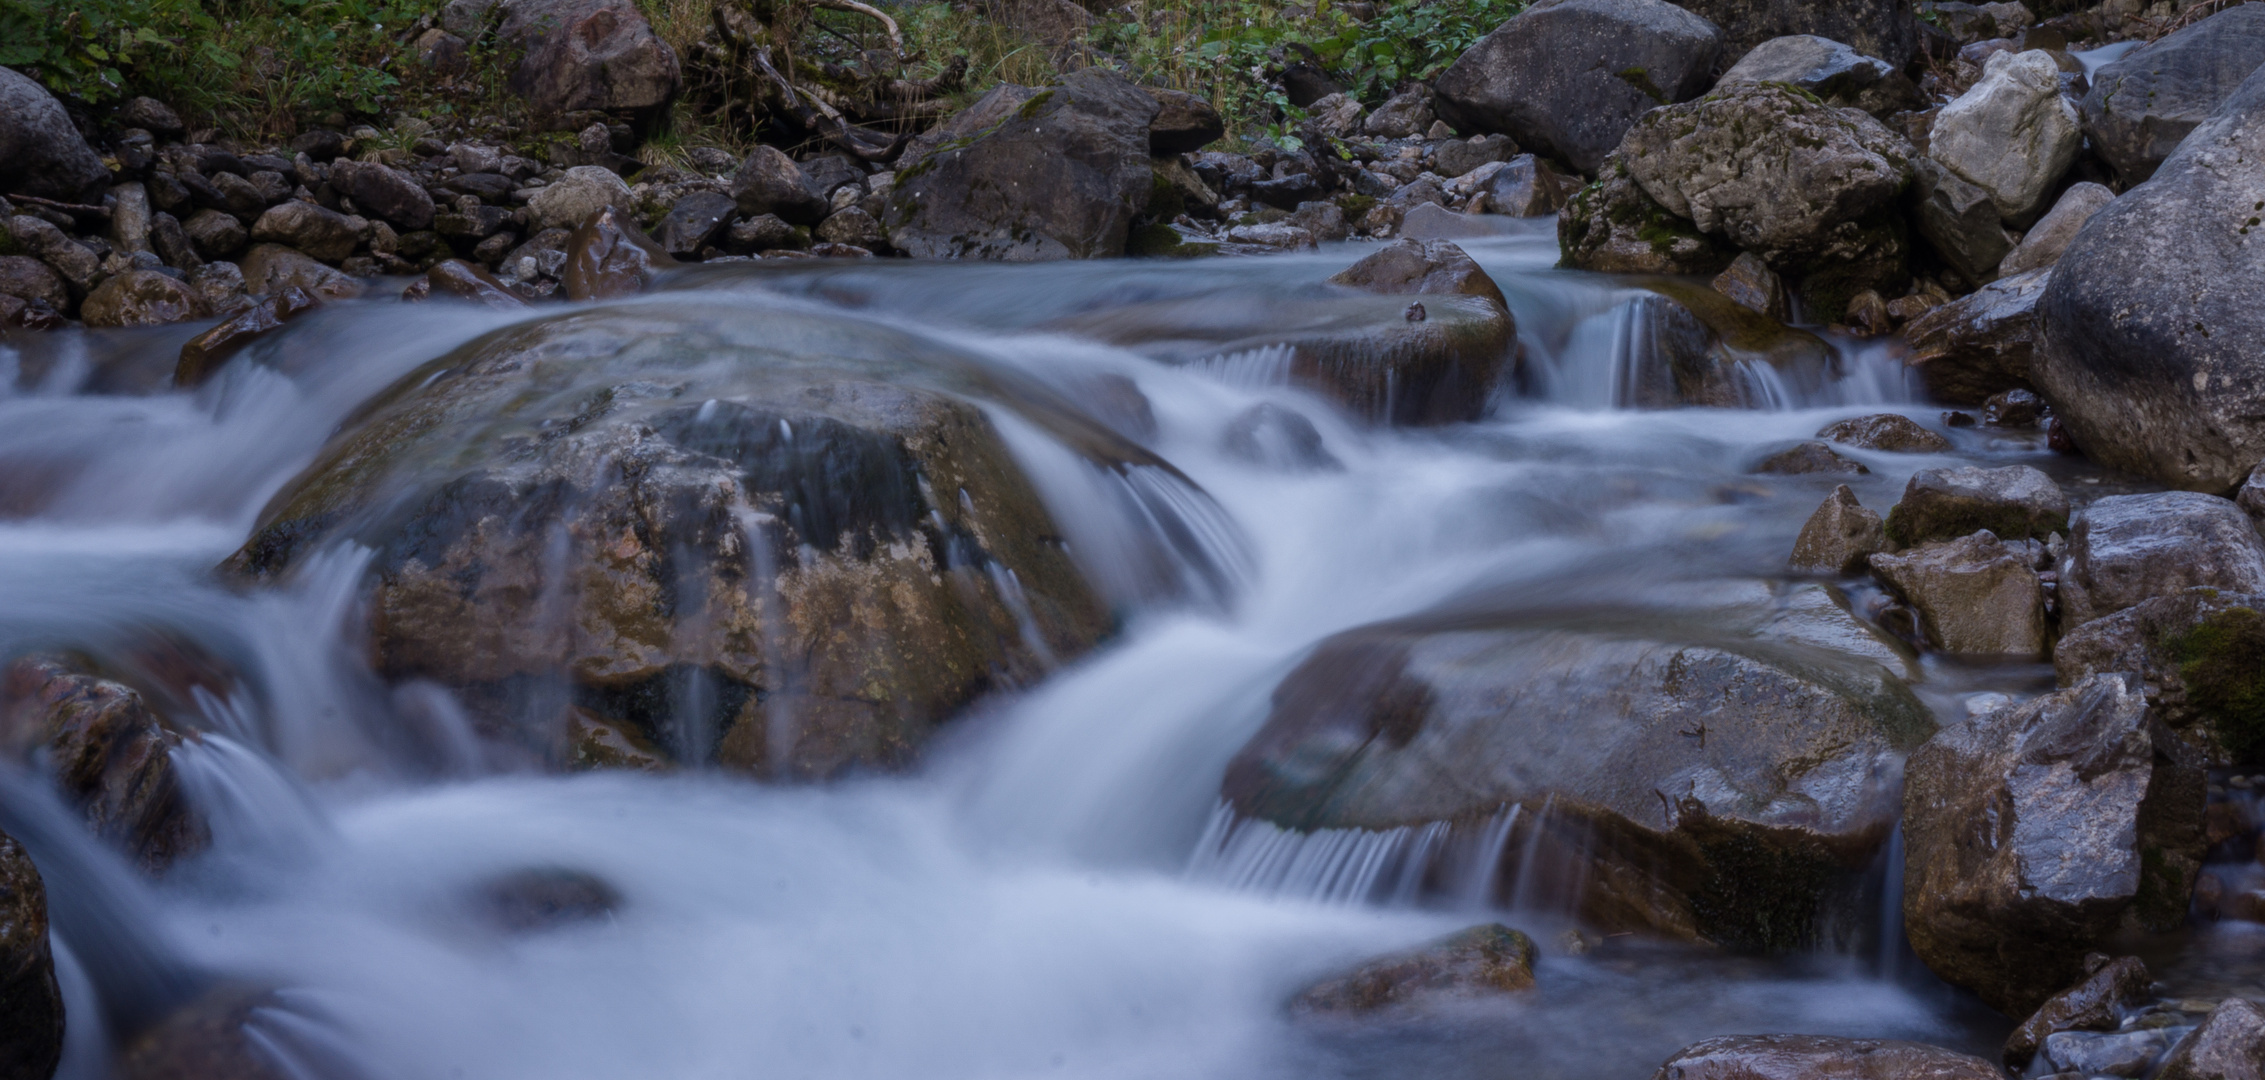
[0,224,2236,1080]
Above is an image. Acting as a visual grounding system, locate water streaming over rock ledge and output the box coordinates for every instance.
[0,230,2254,1080]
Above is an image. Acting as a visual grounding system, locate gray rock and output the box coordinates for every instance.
[1914,156,2017,285]
[656,190,736,257]
[532,164,635,232]
[331,160,436,231]
[1930,50,2082,223]
[1648,1035,2002,1080]
[1293,924,1536,1014]
[816,206,885,251]
[887,70,1165,260]
[725,213,807,254]
[1,656,210,872]
[2056,589,2265,766]
[1902,267,2049,404]
[0,828,63,1080]
[2080,4,2265,185]
[250,200,362,263]
[2242,461,2265,528]
[2034,63,2265,492]
[2005,954,2154,1068]
[1363,86,1436,139]
[1557,159,1737,275]
[1716,34,1923,116]
[1432,0,1723,174]
[1756,441,1869,475]
[1670,0,1923,68]
[182,207,248,261]
[1868,531,2047,656]
[1623,82,1913,262]
[1997,182,2114,276]
[2042,1029,2181,1077]
[1884,463,2066,546]
[1221,403,1340,472]
[1791,484,1888,574]
[497,0,680,129]
[798,154,865,203]
[1221,583,1928,946]
[1432,134,1518,178]
[1304,92,1367,140]
[150,211,200,272]
[0,67,113,203]
[0,255,68,312]
[1817,413,1951,452]
[8,214,101,292]
[117,95,185,138]
[108,181,153,256]
[187,260,245,311]
[2059,491,2265,630]
[2157,998,2265,1080]
[1288,200,1347,242]
[1903,673,2206,1017]
[1475,154,1575,216]
[1145,87,1224,154]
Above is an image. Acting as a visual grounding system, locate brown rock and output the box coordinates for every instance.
[114,983,289,1080]
[2053,589,2265,765]
[78,270,208,328]
[1651,1034,2002,1080]
[562,205,674,301]
[0,828,63,1080]
[2005,954,2153,1068]
[2157,998,2265,1080]
[1817,413,1952,452]
[1868,531,2047,657]
[249,200,360,263]
[0,255,68,312]
[1327,238,1508,311]
[1713,251,1791,322]
[1292,924,1537,1014]
[1755,441,1868,475]
[2058,491,2265,631]
[175,287,322,387]
[1791,484,1887,575]
[0,656,209,872]
[330,160,435,232]
[418,259,529,309]
[238,244,362,301]
[1883,464,2067,547]
[1903,268,2049,405]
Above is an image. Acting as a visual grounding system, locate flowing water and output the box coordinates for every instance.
[0,222,2181,1079]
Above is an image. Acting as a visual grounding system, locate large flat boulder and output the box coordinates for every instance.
[2058,491,2265,628]
[2081,4,2265,185]
[0,68,112,204]
[1220,584,1930,948]
[1433,0,1722,174]
[224,301,1122,778]
[885,69,1160,260]
[2034,64,2265,492]
[1903,674,2205,1017]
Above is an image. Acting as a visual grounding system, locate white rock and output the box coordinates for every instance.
[1929,50,2082,223]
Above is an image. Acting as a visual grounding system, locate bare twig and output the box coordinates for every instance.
[808,0,903,54]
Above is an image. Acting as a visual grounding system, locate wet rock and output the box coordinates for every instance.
[1292,924,1536,1014]
[1222,583,1929,945]
[1902,267,2048,404]
[2033,63,2265,492]
[2058,491,2265,630]
[1997,182,2113,277]
[150,212,200,272]
[187,261,247,312]
[1903,673,2206,1017]
[1328,238,1506,309]
[0,657,208,872]
[816,207,885,251]
[655,190,736,258]
[1432,134,1518,179]
[237,244,362,301]
[78,270,209,329]
[2041,1027,2181,1077]
[225,302,1116,778]
[560,206,672,301]
[1930,50,2082,223]
[1755,441,1868,475]
[1984,388,2045,427]
[0,256,68,313]
[1649,1034,2003,1080]
[475,867,620,932]
[1476,154,1575,217]
[2157,998,2265,1080]
[181,208,247,261]
[1914,157,2018,286]
[1816,413,1952,452]
[1624,280,1836,408]
[1557,162,1736,275]
[0,829,63,1080]
[8,215,100,294]
[2080,5,2265,185]
[532,164,636,233]
[497,0,680,130]
[2057,590,2265,764]
[330,160,435,232]
[1883,463,2066,546]
[886,70,1159,261]
[1432,0,1723,174]
[175,287,322,386]
[1791,484,1888,574]
[1622,82,1912,267]
[248,200,360,263]
[1868,531,2047,656]
[1144,87,1224,154]
[1716,35,1923,116]
[113,983,290,1080]
[0,68,113,204]
[1712,252,1790,322]
[2005,954,2154,1068]
[1363,86,1436,139]
[420,259,528,309]
[1221,403,1339,472]
[1224,221,1315,249]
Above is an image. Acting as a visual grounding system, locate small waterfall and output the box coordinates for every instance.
[1192,344,1297,389]
[1185,802,1525,912]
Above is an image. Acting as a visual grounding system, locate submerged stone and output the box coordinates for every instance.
[1292,924,1537,1015]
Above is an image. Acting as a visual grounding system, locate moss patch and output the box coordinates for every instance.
[1681,810,1843,951]
[2169,605,2265,763]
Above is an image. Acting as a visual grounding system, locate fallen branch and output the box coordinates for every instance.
[6,194,110,219]
[808,0,902,55]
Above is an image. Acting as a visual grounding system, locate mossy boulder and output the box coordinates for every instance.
[2057,589,2265,765]
[1558,160,1736,275]
[1220,582,1929,949]
[1881,464,2067,548]
[225,300,1123,778]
